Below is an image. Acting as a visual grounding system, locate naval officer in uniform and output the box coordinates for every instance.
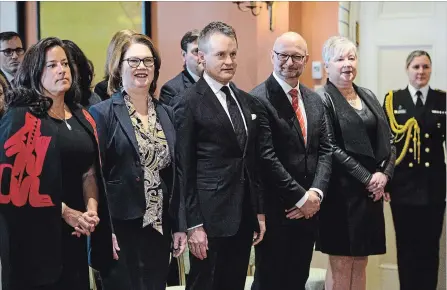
[383,50,446,290]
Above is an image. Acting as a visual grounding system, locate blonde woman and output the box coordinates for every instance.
[316,36,396,290]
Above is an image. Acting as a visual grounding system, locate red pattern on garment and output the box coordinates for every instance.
[82,109,102,167]
[0,112,54,207]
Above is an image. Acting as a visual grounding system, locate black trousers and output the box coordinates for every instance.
[186,213,253,290]
[391,202,446,290]
[101,219,171,290]
[252,218,317,290]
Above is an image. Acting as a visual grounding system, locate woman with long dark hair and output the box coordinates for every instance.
[0,37,112,290]
[62,40,101,109]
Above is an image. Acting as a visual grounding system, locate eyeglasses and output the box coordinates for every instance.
[273,51,306,63]
[0,48,25,57]
[122,57,155,68]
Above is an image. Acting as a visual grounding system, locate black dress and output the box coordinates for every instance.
[52,116,95,290]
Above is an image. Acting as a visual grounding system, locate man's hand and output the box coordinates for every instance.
[285,206,304,220]
[172,232,187,257]
[188,226,208,260]
[383,192,391,202]
[367,172,388,193]
[253,214,266,246]
[299,190,320,219]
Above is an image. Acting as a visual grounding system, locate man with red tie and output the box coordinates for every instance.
[250,32,333,290]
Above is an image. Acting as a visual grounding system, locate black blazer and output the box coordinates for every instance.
[159,69,195,106]
[318,80,396,195]
[89,92,185,233]
[250,74,333,224]
[173,77,264,238]
[93,79,110,101]
[383,87,446,205]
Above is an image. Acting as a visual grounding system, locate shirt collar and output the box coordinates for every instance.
[1,69,14,83]
[186,66,200,83]
[408,83,429,100]
[203,72,230,95]
[272,72,300,96]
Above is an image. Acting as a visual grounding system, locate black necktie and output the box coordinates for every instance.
[221,86,247,151]
[416,90,424,108]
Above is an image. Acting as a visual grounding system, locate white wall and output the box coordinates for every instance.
[0,2,17,33]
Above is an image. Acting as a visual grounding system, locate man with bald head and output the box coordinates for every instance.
[250,32,333,290]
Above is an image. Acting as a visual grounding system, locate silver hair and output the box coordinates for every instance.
[198,21,237,53]
[322,36,357,65]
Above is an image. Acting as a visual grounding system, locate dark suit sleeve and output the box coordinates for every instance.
[381,92,397,180]
[159,83,177,106]
[320,92,373,186]
[162,104,187,233]
[252,96,307,210]
[173,96,203,228]
[311,109,333,194]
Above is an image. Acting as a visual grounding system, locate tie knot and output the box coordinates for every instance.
[289,89,298,99]
[221,86,231,96]
[416,90,422,97]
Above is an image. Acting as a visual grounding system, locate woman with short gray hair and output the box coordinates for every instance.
[316,35,396,290]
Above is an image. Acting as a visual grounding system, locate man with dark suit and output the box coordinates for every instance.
[250,32,333,290]
[383,50,446,290]
[0,32,25,88]
[160,29,204,105]
[173,21,266,290]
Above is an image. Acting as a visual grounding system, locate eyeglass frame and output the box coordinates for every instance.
[0,48,25,57]
[121,57,156,68]
[273,50,307,63]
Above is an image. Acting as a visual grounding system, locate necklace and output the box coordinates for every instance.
[50,107,72,130]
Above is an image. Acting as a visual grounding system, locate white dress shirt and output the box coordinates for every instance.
[408,83,429,105]
[203,72,247,132]
[272,72,324,208]
[186,66,201,83]
[1,69,14,84]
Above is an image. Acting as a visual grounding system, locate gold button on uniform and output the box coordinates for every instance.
[425,133,430,138]
[409,148,413,153]
[425,147,430,153]
[425,162,430,167]
[409,162,414,168]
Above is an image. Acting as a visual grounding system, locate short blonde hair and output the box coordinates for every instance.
[107,34,161,96]
[322,36,357,65]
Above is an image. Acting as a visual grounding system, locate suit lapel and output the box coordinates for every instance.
[300,84,316,151]
[266,74,305,147]
[182,69,196,89]
[111,93,139,159]
[71,106,94,136]
[419,87,436,127]
[196,78,240,150]
[356,85,391,161]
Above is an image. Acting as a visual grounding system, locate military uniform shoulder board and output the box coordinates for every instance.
[434,88,446,94]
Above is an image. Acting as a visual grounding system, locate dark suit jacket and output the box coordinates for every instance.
[89,92,185,233]
[160,69,195,106]
[250,74,333,225]
[173,77,264,238]
[93,79,110,101]
[384,87,446,205]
